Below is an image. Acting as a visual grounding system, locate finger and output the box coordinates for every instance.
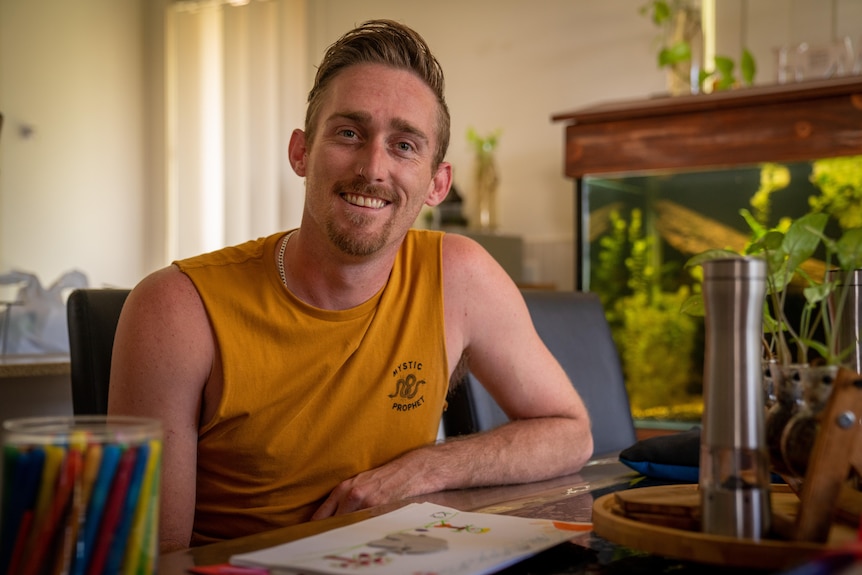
[310,494,339,521]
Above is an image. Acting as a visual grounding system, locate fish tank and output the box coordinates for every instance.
[580,155,862,428]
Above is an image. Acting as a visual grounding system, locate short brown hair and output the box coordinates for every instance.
[305,19,450,168]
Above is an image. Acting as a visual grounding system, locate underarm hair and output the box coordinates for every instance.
[448,351,471,393]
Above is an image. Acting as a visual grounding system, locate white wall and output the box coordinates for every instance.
[304,1,675,289]
[0,0,151,290]
[716,0,862,82]
[306,1,666,290]
[0,0,860,293]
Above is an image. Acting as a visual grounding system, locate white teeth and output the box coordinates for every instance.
[344,194,386,209]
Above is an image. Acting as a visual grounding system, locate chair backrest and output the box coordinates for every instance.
[66,288,131,415]
[443,290,636,458]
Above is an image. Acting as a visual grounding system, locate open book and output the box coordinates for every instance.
[230,502,591,575]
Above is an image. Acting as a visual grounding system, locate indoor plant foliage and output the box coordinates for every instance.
[466,127,501,231]
[808,155,862,230]
[640,0,756,94]
[594,208,701,419]
[686,210,862,367]
[686,209,862,477]
[681,157,862,478]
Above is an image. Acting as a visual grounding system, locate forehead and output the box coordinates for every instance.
[318,63,440,135]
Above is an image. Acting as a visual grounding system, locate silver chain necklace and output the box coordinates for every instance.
[277,231,296,288]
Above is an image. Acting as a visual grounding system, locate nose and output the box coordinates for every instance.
[357,140,387,181]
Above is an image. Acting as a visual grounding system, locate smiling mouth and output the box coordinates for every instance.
[342,193,389,209]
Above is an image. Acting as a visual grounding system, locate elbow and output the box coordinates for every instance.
[569,415,594,472]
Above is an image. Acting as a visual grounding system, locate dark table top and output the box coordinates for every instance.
[158,457,811,575]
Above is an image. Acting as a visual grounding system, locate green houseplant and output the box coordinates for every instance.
[685,206,862,477]
[640,0,757,94]
[685,210,862,367]
[466,127,501,231]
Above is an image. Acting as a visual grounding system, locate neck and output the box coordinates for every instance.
[279,228,400,310]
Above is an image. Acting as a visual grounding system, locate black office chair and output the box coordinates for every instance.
[443,290,636,458]
[66,288,131,415]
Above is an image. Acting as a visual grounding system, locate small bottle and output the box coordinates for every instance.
[699,257,772,540]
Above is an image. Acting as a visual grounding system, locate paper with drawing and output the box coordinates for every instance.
[229,502,590,575]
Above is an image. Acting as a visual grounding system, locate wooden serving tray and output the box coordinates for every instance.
[593,484,858,570]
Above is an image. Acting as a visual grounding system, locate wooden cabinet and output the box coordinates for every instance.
[552,77,862,426]
[553,76,862,288]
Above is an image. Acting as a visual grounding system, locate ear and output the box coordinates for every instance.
[425,162,453,208]
[288,129,308,177]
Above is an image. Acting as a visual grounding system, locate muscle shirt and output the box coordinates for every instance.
[174,229,449,545]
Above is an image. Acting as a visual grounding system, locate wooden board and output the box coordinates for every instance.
[593,484,858,570]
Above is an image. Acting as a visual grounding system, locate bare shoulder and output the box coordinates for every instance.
[109,265,214,412]
[124,265,204,317]
[441,233,515,298]
[441,233,528,352]
[117,265,213,365]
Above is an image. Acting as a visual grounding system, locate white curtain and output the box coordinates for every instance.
[165,0,307,261]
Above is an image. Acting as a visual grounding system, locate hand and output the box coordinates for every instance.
[310,455,433,520]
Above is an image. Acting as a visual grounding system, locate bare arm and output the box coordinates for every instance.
[312,234,593,518]
[107,266,214,552]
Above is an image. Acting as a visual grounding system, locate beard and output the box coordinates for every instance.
[325,178,401,257]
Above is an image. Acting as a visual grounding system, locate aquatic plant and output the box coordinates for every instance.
[808,155,862,230]
[750,162,791,225]
[593,208,701,415]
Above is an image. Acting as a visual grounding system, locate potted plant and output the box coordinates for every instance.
[466,127,501,231]
[639,0,757,94]
[685,209,862,477]
[686,210,862,367]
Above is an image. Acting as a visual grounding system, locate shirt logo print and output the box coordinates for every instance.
[389,373,425,399]
[389,360,427,413]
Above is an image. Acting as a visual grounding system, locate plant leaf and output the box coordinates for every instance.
[740,208,767,239]
[685,249,740,268]
[802,338,830,361]
[649,0,672,25]
[803,281,832,305]
[697,69,710,90]
[741,48,756,85]
[680,293,704,317]
[836,227,862,270]
[782,212,828,272]
[746,230,784,256]
[714,55,735,76]
[659,41,692,67]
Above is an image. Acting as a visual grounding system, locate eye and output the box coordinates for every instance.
[339,128,358,139]
[395,141,415,153]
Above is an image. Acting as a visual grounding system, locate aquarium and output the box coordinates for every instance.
[581,156,862,426]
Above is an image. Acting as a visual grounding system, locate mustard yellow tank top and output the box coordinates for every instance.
[174,229,449,545]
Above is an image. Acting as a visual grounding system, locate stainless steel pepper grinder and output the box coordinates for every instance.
[699,257,771,540]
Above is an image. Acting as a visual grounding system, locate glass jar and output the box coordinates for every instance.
[0,415,162,575]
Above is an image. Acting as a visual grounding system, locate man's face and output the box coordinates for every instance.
[291,63,451,257]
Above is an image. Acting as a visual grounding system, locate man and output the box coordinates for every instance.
[109,19,593,552]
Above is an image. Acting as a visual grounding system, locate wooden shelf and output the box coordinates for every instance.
[553,76,862,177]
[554,76,862,290]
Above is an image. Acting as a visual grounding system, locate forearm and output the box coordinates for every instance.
[311,415,592,520]
[410,416,593,494]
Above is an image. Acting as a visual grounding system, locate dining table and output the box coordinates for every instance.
[157,455,821,575]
